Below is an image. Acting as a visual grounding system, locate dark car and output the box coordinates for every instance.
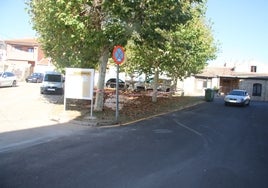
[26,73,44,83]
[106,78,129,89]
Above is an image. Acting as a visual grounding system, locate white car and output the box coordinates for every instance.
[224,89,250,106]
[0,72,17,87]
[40,71,64,95]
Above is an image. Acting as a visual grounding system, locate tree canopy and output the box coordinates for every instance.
[27,0,214,108]
[27,0,130,70]
[124,2,217,101]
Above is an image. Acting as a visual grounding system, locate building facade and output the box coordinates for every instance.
[178,62,268,101]
[0,38,53,81]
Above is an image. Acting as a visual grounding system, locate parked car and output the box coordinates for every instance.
[0,71,17,87]
[40,71,64,95]
[26,72,44,83]
[106,78,129,89]
[145,78,171,92]
[224,89,250,106]
[133,81,146,92]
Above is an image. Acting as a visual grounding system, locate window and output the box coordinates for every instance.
[251,66,257,73]
[12,45,21,51]
[203,81,207,88]
[28,48,34,53]
[252,83,262,96]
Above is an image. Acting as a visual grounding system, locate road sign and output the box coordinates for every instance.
[112,46,125,122]
[112,46,125,65]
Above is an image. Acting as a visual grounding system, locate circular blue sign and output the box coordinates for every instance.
[113,46,125,64]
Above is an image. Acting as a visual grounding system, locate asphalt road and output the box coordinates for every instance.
[0,97,268,188]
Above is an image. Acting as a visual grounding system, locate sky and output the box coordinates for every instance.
[0,0,36,39]
[206,0,268,66]
[0,0,268,66]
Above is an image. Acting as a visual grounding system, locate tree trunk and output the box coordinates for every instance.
[168,77,177,98]
[152,68,159,102]
[94,46,109,111]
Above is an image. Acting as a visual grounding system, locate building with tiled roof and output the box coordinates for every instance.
[0,38,53,80]
[178,63,268,101]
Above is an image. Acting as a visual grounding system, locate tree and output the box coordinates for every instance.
[27,0,130,111]
[27,0,202,110]
[125,2,218,102]
[164,3,218,88]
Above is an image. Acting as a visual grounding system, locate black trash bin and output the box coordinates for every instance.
[205,88,214,102]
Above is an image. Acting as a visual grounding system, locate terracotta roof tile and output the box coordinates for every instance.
[196,67,268,78]
[4,38,38,46]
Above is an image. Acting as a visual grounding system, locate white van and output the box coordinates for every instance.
[40,71,64,95]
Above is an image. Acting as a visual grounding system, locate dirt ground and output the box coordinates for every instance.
[0,82,82,133]
[68,89,204,125]
[0,83,204,133]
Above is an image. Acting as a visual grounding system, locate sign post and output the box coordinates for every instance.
[112,46,125,122]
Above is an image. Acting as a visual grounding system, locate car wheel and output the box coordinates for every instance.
[59,90,64,95]
[224,102,229,106]
[241,100,248,107]
[12,80,16,87]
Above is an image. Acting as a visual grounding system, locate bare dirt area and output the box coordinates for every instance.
[0,82,73,133]
[0,83,204,133]
[68,89,204,125]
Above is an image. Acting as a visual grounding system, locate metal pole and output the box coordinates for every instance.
[115,64,119,122]
[90,99,93,118]
[64,95,67,111]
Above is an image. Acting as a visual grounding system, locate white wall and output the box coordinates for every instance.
[224,60,268,73]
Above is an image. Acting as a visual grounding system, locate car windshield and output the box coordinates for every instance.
[108,79,124,83]
[229,90,244,96]
[44,74,61,82]
[32,73,40,76]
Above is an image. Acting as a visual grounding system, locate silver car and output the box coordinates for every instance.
[0,72,17,87]
[224,89,250,106]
